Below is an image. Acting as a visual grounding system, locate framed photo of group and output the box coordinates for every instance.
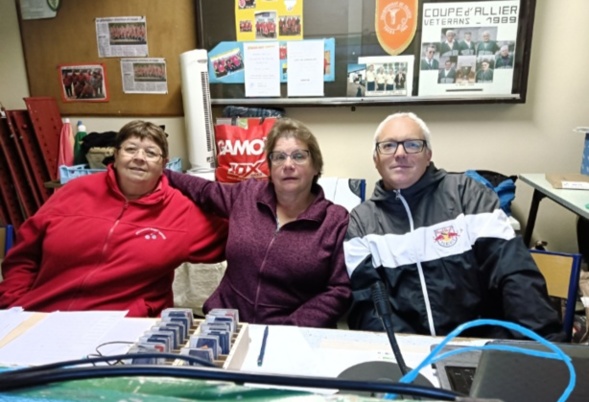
[195,0,537,106]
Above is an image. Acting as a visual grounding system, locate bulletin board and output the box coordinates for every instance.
[16,0,197,116]
[196,0,537,107]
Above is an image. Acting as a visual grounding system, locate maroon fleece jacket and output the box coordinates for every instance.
[166,171,351,328]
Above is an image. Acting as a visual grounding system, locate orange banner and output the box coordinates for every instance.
[375,0,418,55]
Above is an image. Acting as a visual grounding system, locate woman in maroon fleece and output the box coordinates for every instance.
[0,121,227,317]
[167,118,351,328]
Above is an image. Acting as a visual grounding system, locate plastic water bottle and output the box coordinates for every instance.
[73,120,88,165]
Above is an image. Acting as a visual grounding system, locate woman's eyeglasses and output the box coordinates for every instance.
[268,150,310,166]
[120,146,162,162]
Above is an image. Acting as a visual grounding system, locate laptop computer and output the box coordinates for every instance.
[434,340,589,402]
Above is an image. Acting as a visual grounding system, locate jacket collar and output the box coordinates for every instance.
[106,164,167,205]
[371,163,447,202]
[256,180,329,223]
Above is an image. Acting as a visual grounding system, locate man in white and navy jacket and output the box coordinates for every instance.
[344,112,564,341]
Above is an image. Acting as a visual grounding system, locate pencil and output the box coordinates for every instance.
[257,325,269,367]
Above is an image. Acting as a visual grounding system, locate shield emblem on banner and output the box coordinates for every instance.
[375,0,418,55]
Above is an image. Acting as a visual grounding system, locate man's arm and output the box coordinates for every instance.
[494,242,565,341]
[287,216,352,328]
[343,210,384,330]
[462,178,564,341]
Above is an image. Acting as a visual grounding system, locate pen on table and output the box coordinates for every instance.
[257,325,269,367]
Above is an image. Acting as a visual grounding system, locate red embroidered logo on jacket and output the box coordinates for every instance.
[433,226,459,247]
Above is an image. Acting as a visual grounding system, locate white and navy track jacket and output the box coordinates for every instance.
[344,164,564,341]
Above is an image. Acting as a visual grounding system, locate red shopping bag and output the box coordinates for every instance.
[215,117,275,183]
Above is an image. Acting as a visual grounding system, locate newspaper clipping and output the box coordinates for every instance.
[96,16,148,58]
[121,58,168,94]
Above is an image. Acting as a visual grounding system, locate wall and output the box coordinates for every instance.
[1,0,588,252]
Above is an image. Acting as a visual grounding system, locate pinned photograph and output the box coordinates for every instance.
[475,57,495,83]
[419,1,519,96]
[239,20,253,33]
[456,56,476,85]
[278,15,301,36]
[59,63,108,103]
[238,0,257,9]
[358,55,414,97]
[438,58,457,85]
[133,62,166,82]
[211,49,244,79]
[109,22,146,46]
[495,43,515,69]
[255,11,277,39]
[347,64,366,97]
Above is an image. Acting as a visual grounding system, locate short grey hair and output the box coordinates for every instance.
[373,112,433,155]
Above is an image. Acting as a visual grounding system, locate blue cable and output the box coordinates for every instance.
[384,319,576,401]
[431,344,567,366]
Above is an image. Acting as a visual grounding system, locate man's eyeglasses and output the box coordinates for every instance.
[120,145,162,162]
[376,139,426,155]
[268,150,311,166]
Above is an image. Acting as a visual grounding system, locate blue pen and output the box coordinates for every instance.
[257,326,269,367]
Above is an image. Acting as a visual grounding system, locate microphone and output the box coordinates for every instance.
[337,280,432,395]
[371,281,409,376]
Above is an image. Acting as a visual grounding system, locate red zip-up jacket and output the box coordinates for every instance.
[0,166,227,317]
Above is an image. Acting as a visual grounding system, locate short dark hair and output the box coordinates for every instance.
[265,117,323,184]
[115,120,169,159]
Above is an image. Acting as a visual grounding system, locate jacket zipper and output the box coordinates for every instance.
[66,202,129,310]
[252,219,280,322]
[395,190,437,336]
[101,202,128,257]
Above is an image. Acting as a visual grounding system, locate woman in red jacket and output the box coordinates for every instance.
[0,121,227,317]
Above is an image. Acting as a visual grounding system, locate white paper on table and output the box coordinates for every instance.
[239,325,329,393]
[287,40,324,97]
[561,181,589,190]
[0,307,33,342]
[0,311,131,366]
[241,325,321,375]
[243,42,281,97]
[93,317,156,356]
